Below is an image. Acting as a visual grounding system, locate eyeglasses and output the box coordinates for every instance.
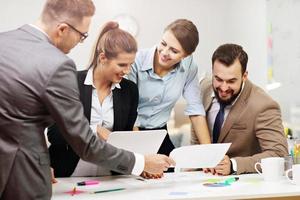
[63,22,88,42]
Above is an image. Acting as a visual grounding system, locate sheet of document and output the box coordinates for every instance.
[107,130,166,155]
[170,143,231,169]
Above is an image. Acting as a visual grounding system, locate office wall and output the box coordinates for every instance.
[266,0,300,134]
[0,0,267,86]
[15,1,300,124]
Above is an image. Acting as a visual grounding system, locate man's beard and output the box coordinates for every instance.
[213,82,243,106]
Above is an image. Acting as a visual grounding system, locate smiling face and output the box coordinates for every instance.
[212,59,248,105]
[156,30,187,69]
[99,52,136,83]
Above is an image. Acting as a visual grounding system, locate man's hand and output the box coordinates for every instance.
[144,154,175,174]
[141,171,163,179]
[214,155,231,175]
[203,167,216,175]
[96,125,111,141]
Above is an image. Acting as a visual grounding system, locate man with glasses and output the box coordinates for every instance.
[63,22,88,43]
[0,0,174,199]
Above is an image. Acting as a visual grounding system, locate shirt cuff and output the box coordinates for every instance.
[134,117,140,127]
[230,158,237,172]
[131,153,144,176]
[90,124,97,134]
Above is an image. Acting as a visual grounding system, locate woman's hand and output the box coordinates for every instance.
[96,125,111,141]
[51,167,57,184]
[133,126,139,131]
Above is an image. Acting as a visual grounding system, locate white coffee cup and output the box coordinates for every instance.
[285,164,300,185]
[254,157,284,181]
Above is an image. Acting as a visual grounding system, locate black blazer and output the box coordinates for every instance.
[47,70,138,177]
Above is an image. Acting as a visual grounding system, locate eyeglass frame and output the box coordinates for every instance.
[63,22,88,42]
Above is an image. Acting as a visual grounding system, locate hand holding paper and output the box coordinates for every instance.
[169,143,231,170]
[144,154,175,174]
[214,155,232,175]
[106,130,173,175]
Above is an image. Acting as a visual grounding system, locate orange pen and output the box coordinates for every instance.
[71,187,76,196]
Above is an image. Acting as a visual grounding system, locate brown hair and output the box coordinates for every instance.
[164,19,199,55]
[41,0,95,25]
[212,44,248,74]
[88,21,138,69]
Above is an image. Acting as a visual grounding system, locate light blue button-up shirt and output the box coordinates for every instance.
[127,46,205,129]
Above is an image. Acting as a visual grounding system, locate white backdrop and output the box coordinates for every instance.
[0,0,267,87]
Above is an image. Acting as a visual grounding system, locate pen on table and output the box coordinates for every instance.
[77,180,100,186]
[135,177,146,181]
[71,187,76,196]
[224,177,239,185]
[92,188,126,194]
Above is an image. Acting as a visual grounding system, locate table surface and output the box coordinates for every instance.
[52,171,300,200]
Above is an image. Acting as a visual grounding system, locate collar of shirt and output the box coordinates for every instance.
[29,24,51,40]
[84,67,121,90]
[139,45,187,73]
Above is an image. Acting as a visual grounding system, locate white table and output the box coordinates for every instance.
[52,172,300,200]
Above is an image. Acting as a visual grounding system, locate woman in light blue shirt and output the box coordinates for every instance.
[128,19,211,157]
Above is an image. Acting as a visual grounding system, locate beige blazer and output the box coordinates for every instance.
[191,78,288,174]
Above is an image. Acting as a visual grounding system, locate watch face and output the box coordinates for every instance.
[113,14,139,37]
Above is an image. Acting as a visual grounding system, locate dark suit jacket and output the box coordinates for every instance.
[47,70,138,177]
[191,78,288,174]
[0,25,136,200]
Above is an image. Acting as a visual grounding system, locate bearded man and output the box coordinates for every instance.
[191,43,288,175]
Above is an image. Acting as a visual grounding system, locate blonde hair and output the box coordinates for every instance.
[41,0,95,25]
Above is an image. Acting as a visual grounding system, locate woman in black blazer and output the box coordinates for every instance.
[47,22,138,177]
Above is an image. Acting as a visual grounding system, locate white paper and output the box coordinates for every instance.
[170,143,231,169]
[107,130,166,155]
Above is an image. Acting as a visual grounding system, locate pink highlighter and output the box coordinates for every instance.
[77,180,100,186]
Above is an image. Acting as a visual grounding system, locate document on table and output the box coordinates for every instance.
[170,143,231,168]
[107,130,166,155]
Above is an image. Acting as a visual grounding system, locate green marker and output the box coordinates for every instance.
[206,178,222,183]
[224,177,239,185]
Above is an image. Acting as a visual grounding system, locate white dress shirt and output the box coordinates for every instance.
[72,68,144,176]
[207,82,245,172]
